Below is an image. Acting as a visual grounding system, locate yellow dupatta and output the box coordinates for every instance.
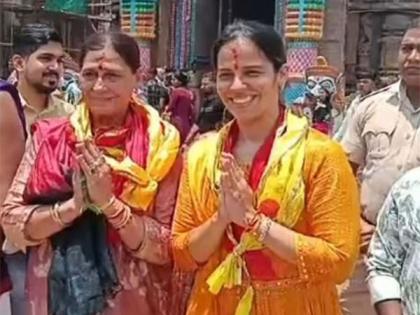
[70,96,180,211]
[204,111,309,315]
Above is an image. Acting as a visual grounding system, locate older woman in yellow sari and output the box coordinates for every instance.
[171,20,360,315]
[1,32,180,315]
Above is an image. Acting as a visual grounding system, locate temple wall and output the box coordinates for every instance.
[345,0,420,85]
[319,0,347,72]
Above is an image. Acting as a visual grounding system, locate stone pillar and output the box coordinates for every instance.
[318,0,347,72]
[347,0,420,85]
[156,0,172,66]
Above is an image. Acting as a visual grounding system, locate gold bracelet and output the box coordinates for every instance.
[257,216,273,242]
[111,206,133,230]
[106,200,126,220]
[97,196,116,212]
[50,202,70,227]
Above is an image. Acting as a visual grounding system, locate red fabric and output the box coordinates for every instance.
[312,121,330,135]
[222,107,285,280]
[167,87,194,142]
[23,105,150,244]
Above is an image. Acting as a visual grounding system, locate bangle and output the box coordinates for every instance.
[256,216,273,242]
[107,201,126,220]
[50,203,70,227]
[111,206,133,230]
[97,196,116,212]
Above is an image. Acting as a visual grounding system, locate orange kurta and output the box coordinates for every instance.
[171,128,360,315]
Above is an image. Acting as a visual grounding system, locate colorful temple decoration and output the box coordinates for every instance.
[283,73,307,107]
[283,0,326,105]
[169,0,193,69]
[285,0,326,73]
[120,0,159,40]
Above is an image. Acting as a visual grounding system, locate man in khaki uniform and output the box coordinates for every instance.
[340,19,420,315]
[2,23,73,315]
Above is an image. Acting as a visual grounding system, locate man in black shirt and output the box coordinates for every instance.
[185,72,225,145]
[144,68,169,112]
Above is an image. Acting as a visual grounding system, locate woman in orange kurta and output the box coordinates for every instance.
[171,20,360,315]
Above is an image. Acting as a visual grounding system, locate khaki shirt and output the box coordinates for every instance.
[341,81,420,224]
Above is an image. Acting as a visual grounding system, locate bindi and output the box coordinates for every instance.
[97,52,113,71]
[98,53,106,71]
[231,48,240,71]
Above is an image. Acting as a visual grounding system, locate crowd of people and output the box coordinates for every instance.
[0,17,419,315]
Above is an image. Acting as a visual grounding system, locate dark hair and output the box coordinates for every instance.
[13,23,62,57]
[173,70,189,86]
[80,32,140,73]
[148,68,158,77]
[202,71,216,82]
[356,71,376,81]
[213,20,286,72]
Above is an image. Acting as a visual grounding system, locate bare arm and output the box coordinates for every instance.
[375,301,403,315]
[24,196,82,241]
[0,92,25,204]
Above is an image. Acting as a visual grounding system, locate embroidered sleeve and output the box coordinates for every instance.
[130,156,182,264]
[1,138,43,251]
[171,158,199,271]
[367,190,404,304]
[295,141,360,284]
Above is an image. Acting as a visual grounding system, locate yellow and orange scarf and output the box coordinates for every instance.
[25,96,180,214]
[70,96,180,211]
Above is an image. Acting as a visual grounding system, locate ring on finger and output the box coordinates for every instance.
[89,165,97,175]
[92,157,104,170]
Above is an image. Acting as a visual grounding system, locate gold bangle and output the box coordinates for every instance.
[50,202,70,227]
[97,196,116,212]
[111,206,133,230]
[106,200,126,220]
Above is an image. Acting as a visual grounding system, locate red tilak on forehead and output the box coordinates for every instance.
[98,52,107,71]
[231,47,239,70]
